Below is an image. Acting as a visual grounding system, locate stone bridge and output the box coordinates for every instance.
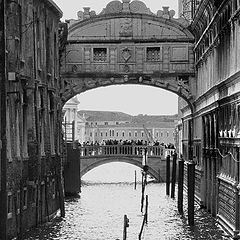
[60,0,196,111]
[63,144,175,195]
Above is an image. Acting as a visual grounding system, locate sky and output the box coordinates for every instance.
[77,85,178,116]
[57,0,179,116]
[54,0,179,20]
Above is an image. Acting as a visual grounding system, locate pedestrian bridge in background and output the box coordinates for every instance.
[63,144,175,195]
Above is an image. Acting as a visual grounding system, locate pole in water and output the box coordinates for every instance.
[141,171,145,213]
[187,162,195,226]
[177,158,184,214]
[134,170,137,190]
[171,153,177,198]
[123,214,129,240]
[145,195,148,224]
[166,155,170,196]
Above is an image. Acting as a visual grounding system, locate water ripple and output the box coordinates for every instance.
[24,183,224,240]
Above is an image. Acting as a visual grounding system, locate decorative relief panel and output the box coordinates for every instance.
[171,46,188,62]
[119,64,134,73]
[119,18,133,37]
[119,46,134,63]
[92,64,109,72]
[65,44,83,63]
[145,64,161,72]
[129,0,148,14]
[105,0,122,14]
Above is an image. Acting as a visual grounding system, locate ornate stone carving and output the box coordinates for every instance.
[123,64,130,72]
[122,0,130,13]
[130,0,148,14]
[84,79,96,88]
[178,78,190,92]
[72,65,78,72]
[119,18,133,37]
[105,1,122,14]
[123,75,129,82]
[121,47,132,62]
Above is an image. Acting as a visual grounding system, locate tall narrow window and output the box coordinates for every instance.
[54,33,58,80]
[46,27,50,77]
[15,103,21,158]
[7,192,13,219]
[6,99,12,162]
[23,187,28,210]
[36,18,42,71]
[38,90,45,156]
[16,190,20,214]
[49,92,55,154]
[52,179,56,199]
[22,90,28,158]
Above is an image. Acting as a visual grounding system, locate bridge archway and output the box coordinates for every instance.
[60,0,196,112]
[80,157,163,182]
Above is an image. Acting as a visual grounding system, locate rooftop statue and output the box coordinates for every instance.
[66,0,189,27]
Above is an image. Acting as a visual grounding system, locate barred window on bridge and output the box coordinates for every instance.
[146,47,161,62]
[93,48,107,62]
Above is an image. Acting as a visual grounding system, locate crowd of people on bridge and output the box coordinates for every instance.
[78,139,175,149]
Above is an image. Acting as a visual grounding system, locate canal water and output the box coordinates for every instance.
[23,181,225,240]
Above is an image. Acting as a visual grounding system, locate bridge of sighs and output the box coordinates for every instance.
[60,0,196,110]
[61,0,196,194]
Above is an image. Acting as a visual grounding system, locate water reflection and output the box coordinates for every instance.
[23,181,224,240]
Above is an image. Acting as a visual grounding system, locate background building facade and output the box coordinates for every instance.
[62,104,177,146]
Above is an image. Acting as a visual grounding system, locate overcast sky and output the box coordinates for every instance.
[54,0,179,20]
[56,0,179,116]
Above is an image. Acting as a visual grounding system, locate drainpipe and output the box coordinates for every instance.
[0,0,7,239]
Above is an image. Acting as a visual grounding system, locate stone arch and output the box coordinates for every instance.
[61,0,196,112]
[80,157,164,182]
[61,80,194,112]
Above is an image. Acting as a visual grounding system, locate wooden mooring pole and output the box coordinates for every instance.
[177,158,184,214]
[139,195,148,240]
[123,214,129,240]
[166,155,170,196]
[187,162,195,226]
[145,195,148,224]
[171,153,177,198]
[134,170,137,190]
[141,171,146,212]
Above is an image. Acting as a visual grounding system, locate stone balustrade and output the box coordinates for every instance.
[79,144,174,158]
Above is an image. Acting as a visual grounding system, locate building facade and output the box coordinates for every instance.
[62,97,86,143]
[77,110,177,145]
[178,0,201,21]
[179,0,240,237]
[0,1,65,239]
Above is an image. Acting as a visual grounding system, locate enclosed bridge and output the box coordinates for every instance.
[60,0,196,194]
